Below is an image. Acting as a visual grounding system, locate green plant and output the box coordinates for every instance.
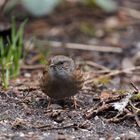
[0,19,26,89]
[0,38,11,89]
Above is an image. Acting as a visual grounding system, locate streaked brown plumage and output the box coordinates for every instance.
[40,55,83,100]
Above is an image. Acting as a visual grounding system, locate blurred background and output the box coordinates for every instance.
[0,1,140,139]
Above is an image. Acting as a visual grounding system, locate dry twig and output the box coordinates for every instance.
[36,40,122,53]
[121,7,140,19]
[82,61,110,72]
[21,64,44,70]
[129,101,140,127]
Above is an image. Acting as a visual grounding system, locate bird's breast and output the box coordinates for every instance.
[47,77,78,99]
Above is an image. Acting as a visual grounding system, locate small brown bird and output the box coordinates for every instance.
[40,55,83,105]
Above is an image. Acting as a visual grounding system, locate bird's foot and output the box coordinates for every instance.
[71,96,80,109]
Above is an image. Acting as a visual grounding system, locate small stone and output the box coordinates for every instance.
[24,73,31,78]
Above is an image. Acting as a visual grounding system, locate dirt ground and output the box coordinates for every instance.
[0,72,140,139]
[0,0,140,139]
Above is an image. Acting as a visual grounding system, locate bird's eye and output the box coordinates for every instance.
[59,61,64,65]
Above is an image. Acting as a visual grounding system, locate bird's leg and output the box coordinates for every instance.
[71,96,80,109]
[47,97,52,108]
